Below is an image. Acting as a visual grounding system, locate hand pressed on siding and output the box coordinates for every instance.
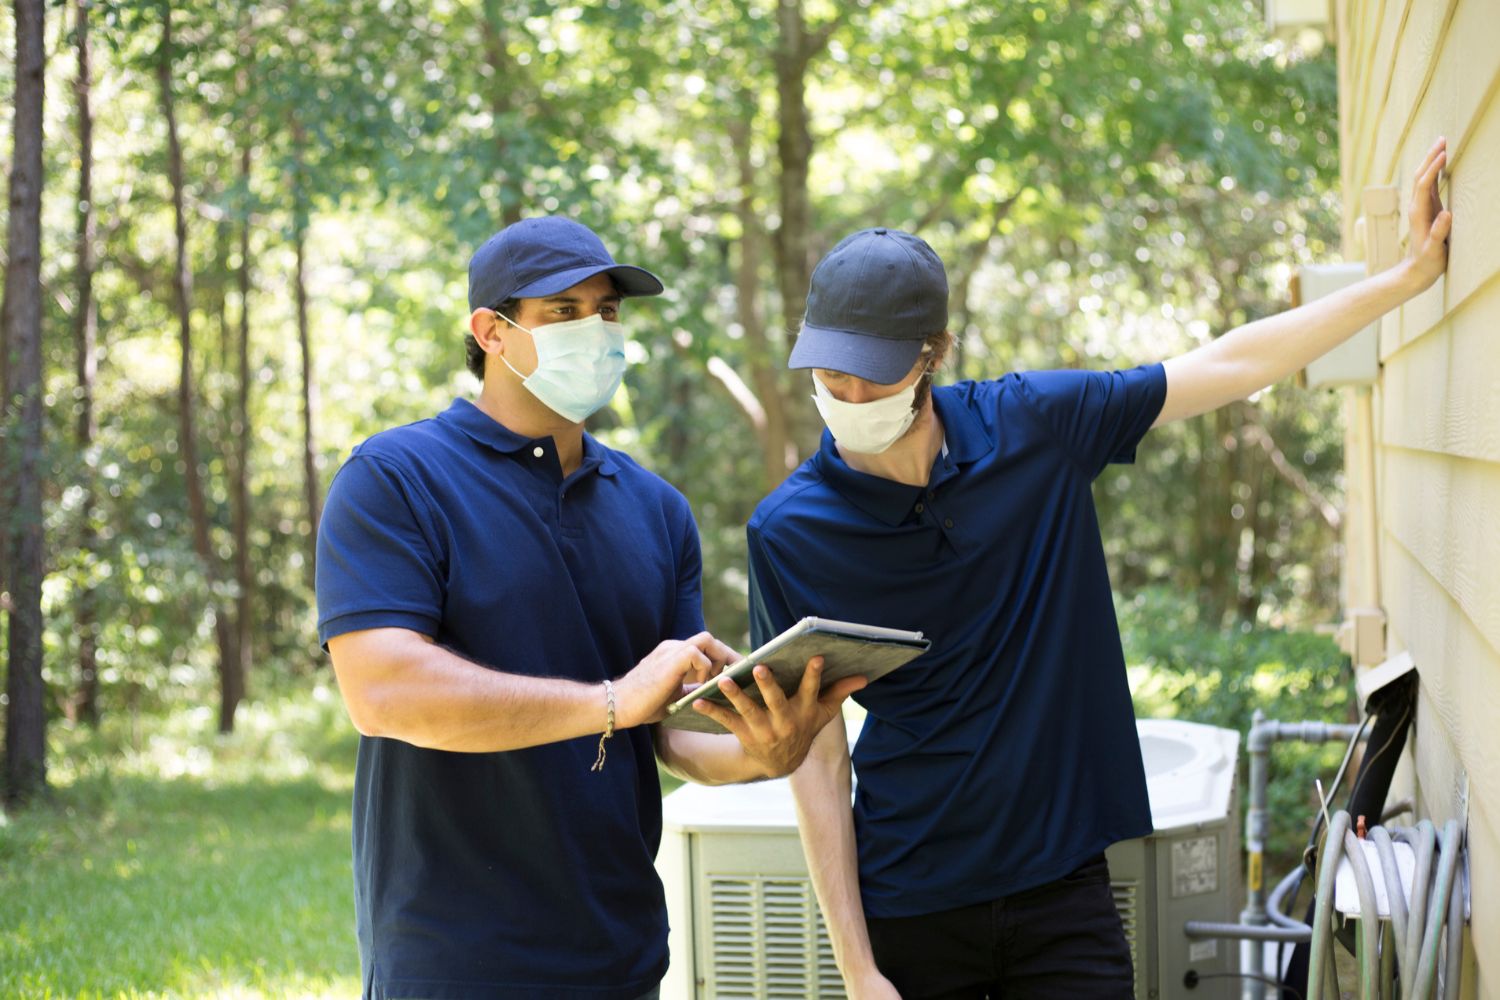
[1406,136,1453,290]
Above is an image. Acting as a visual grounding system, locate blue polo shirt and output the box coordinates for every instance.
[316,398,703,999]
[748,366,1166,918]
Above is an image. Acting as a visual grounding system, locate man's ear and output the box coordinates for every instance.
[926,330,954,372]
[470,309,506,356]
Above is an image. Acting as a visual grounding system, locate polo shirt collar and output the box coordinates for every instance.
[931,385,995,465]
[437,398,619,477]
[812,385,995,526]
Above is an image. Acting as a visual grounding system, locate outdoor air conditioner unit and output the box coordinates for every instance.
[657,717,1241,1000]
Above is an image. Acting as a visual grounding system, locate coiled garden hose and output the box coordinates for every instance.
[1305,811,1466,1000]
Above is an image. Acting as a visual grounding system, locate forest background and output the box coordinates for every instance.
[1,1,1359,995]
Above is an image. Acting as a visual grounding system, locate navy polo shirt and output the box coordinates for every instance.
[316,398,703,999]
[748,366,1166,918]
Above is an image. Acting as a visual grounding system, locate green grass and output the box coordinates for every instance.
[0,685,363,999]
[0,684,699,999]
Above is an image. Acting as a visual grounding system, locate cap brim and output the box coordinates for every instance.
[788,323,925,384]
[512,263,664,301]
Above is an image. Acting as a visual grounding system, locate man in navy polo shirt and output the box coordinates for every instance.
[316,216,864,1000]
[755,139,1452,998]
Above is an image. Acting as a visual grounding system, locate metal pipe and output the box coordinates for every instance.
[1183,920,1310,943]
[1306,810,1351,1000]
[1241,714,1361,1000]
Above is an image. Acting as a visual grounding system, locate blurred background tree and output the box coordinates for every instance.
[3,0,1347,802]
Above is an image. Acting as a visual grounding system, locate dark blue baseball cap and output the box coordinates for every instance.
[467,216,664,312]
[788,227,949,383]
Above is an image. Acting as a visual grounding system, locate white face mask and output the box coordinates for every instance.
[497,312,628,423]
[811,371,922,455]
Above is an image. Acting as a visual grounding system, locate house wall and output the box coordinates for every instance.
[1336,0,1500,993]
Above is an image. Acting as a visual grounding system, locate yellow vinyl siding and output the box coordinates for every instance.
[1380,281,1500,461]
[1339,0,1500,993]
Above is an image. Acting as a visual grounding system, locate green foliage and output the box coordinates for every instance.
[1121,587,1356,868]
[0,688,361,998]
[4,0,1351,799]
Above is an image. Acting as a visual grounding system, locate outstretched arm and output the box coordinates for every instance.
[1154,136,1452,428]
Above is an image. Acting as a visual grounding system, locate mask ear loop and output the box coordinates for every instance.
[491,310,533,382]
[493,309,529,334]
[910,346,940,413]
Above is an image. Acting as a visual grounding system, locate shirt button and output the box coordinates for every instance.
[944,517,954,529]
[532,446,544,458]
[914,503,925,514]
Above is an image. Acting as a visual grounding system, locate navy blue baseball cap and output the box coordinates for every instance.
[467,216,664,312]
[788,227,949,383]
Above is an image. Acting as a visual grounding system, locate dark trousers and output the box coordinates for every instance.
[864,853,1134,1000]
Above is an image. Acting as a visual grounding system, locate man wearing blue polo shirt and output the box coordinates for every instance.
[316,216,864,1000]
[756,140,1452,998]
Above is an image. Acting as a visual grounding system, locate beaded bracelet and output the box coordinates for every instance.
[590,679,615,772]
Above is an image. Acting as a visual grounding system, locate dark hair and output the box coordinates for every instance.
[465,297,520,381]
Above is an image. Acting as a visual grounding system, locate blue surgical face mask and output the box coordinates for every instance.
[496,312,628,423]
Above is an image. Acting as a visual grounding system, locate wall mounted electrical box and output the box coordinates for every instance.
[1296,263,1380,388]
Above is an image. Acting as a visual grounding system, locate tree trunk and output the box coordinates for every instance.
[1190,411,1211,608]
[773,0,815,339]
[729,112,795,489]
[3,0,49,806]
[72,0,100,726]
[232,35,254,700]
[292,142,320,593]
[1206,404,1240,627]
[478,3,525,228]
[156,5,241,733]
[1239,441,1273,623]
[232,142,253,695]
[772,1,846,453]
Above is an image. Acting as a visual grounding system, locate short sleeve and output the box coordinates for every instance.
[747,525,797,649]
[315,454,447,648]
[670,502,707,641]
[1014,363,1166,478]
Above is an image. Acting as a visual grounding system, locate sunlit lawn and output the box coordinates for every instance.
[0,683,696,999]
[0,686,363,999]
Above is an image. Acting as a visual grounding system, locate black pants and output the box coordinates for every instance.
[864,853,1134,1000]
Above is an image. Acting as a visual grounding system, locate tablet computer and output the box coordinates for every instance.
[659,616,929,734]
